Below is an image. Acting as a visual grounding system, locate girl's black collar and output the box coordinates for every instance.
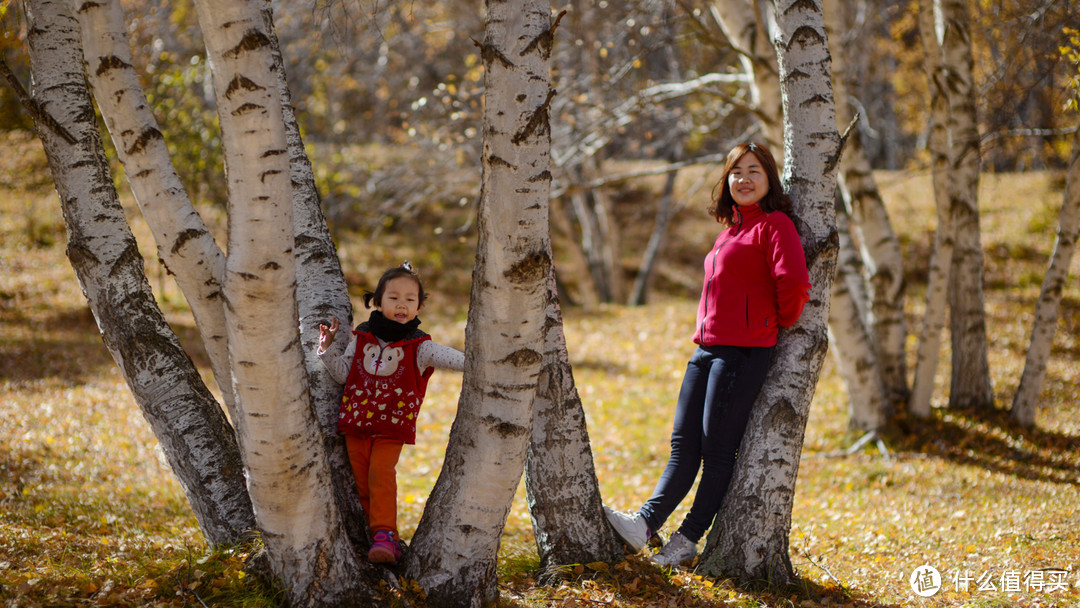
[366,310,422,343]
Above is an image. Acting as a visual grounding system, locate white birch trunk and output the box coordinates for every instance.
[71,0,237,417]
[405,1,553,604]
[265,16,368,549]
[830,204,890,430]
[824,0,909,406]
[710,0,784,152]
[938,0,993,410]
[701,0,840,583]
[909,0,956,417]
[193,1,366,604]
[25,0,254,547]
[1012,127,1080,426]
[525,265,622,573]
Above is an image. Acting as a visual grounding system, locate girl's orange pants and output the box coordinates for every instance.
[345,435,404,534]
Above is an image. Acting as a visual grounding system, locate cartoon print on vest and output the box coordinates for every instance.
[362,343,405,377]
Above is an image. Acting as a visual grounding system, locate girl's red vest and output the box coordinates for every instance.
[338,329,433,444]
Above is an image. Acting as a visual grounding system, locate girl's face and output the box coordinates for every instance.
[376,276,422,323]
[727,152,770,207]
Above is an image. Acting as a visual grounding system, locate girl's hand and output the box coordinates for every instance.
[319,317,340,351]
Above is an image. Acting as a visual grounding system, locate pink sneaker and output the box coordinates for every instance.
[368,529,403,564]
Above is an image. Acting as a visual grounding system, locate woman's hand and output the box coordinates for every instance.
[318,317,340,351]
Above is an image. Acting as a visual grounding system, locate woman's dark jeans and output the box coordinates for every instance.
[639,344,774,543]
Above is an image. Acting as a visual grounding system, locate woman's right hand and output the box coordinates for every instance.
[318,317,340,351]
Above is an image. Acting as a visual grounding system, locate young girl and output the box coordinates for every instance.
[604,142,810,566]
[318,263,464,564]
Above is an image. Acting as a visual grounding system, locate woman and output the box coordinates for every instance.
[604,142,811,567]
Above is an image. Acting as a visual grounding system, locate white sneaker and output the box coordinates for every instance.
[651,531,697,567]
[603,505,650,553]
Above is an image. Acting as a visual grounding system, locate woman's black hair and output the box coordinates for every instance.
[363,262,427,309]
[707,142,793,227]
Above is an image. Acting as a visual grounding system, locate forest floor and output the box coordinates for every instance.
[1,132,1079,607]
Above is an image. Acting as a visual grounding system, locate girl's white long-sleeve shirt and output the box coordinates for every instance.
[318,334,464,385]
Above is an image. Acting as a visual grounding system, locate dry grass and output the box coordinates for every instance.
[1,134,1078,607]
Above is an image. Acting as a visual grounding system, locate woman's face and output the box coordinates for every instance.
[727,152,769,207]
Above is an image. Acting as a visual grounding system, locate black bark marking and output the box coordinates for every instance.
[259,169,282,183]
[473,38,515,69]
[487,155,515,170]
[519,10,565,60]
[224,30,272,59]
[503,250,549,285]
[512,89,556,145]
[224,75,265,100]
[170,228,206,255]
[76,2,104,12]
[95,55,131,76]
[785,25,826,50]
[481,414,528,438]
[124,127,163,156]
[261,261,282,270]
[528,170,552,183]
[499,348,542,368]
[232,102,265,117]
[260,148,286,159]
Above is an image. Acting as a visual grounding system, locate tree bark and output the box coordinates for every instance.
[265,13,369,552]
[404,0,553,604]
[700,0,840,584]
[629,168,678,306]
[939,0,993,410]
[193,1,368,604]
[71,0,237,417]
[829,200,890,430]
[824,0,908,407]
[1012,127,1080,426]
[25,0,255,548]
[525,265,622,574]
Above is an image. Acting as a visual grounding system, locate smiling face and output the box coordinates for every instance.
[375,276,422,323]
[727,151,770,207]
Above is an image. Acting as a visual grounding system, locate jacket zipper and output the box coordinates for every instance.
[698,209,743,343]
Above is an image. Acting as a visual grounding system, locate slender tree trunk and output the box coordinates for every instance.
[72,0,237,417]
[629,168,678,306]
[830,200,890,430]
[193,1,367,604]
[710,0,783,153]
[1012,127,1080,426]
[909,0,956,418]
[939,0,993,410]
[266,14,369,551]
[525,264,622,574]
[405,1,553,604]
[824,0,908,407]
[700,0,840,584]
[25,0,254,547]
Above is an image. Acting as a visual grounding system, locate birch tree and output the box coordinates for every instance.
[824,0,908,408]
[525,266,622,573]
[700,0,840,583]
[72,0,237,416]
[1012,127,1080,426]
[187,0,367,603]
[23,0,255,548]
[939,0,994,410]
[909,0,954,417]
[403,0,553,604]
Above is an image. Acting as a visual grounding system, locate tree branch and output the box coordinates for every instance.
[0,55,78,144]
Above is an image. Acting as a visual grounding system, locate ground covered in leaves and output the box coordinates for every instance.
[1,134,1078,607]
